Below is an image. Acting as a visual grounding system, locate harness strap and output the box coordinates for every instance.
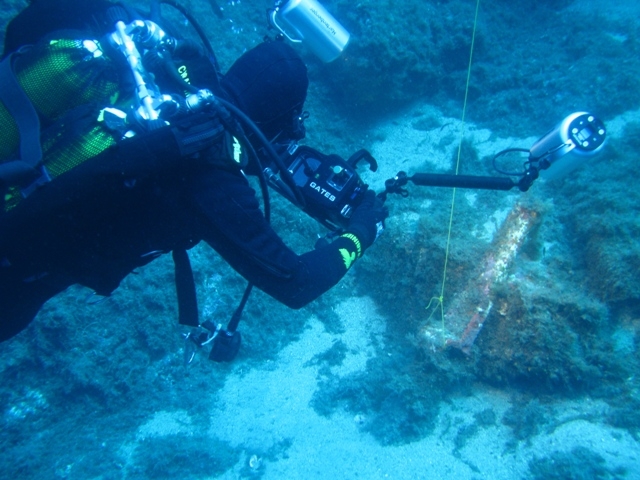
[0,160,38,186]
[172,248,200,327]
[0,49,42,184]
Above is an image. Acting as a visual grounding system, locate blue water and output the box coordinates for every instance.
[1,0,639,478]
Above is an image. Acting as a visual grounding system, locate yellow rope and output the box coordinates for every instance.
[432,0,482,346]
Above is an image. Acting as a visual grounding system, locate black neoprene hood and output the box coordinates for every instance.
[220,39,309,141]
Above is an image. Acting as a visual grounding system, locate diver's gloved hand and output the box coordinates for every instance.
[345,189,388,253]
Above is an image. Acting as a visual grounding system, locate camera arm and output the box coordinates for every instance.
[380,112,606,201]
[380,166,538,201]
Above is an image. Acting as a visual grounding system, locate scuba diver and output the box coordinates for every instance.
[0,0,388,359]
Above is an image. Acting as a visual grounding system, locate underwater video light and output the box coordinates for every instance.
[530,112,606,179]
[269,0,350,63]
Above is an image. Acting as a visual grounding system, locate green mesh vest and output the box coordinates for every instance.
[1,37,122,210]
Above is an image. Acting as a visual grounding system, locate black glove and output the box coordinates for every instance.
[346,189,388,253]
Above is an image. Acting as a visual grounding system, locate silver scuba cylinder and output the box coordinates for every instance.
[269,0,350,63]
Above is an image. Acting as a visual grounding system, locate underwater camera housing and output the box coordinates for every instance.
[267,145,378,231]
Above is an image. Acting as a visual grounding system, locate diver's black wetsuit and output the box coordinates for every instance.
[0,0,365,341]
